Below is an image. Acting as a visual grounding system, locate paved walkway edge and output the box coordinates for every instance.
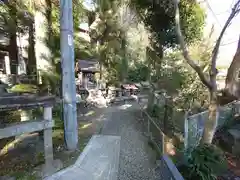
[44,135,121,180]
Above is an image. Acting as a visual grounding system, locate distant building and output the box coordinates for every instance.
[77,59,99,73]
[76,59,99,88]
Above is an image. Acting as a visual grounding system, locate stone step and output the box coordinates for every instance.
[45,135,121,180]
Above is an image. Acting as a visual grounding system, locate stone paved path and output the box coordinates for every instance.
[101,101,159,180]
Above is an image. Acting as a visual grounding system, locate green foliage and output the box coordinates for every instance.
[126,24,148,66]
[91,0,142,83]
[132,0,205,48]
[158,47,210,112]
[178,0,205,44]
[53,104,64,129]
[7,84,38,93]
[0,110,20,124]
[127,63,149,82]
[178,144,227,180]
[40,69,61,95]
[13,172,37,180]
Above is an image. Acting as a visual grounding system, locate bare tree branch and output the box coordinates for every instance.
[210,0,240,78]
[238,34,240,50]
[173,0,212,89]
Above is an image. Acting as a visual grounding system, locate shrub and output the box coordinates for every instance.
[52,104,64,129]
[178,144,227,180]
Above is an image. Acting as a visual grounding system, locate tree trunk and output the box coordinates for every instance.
[34,0,53,84]
[88,11,96,48]
[172,0,240,146]
[146,46,154,109]
[9,33,18,75]
[46,0,53,61]
[201,90,218,144]
[121,33,127,83]
[100,62,103,80]
[99,40,105,80]
[8,1,18,74]
[27,21,37,77]
[225,36,240,97]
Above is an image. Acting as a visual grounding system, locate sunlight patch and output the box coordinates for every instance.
[80,123,92,129]
[118,104,132,110]
[85,110,95,117]
[0,138,21,156]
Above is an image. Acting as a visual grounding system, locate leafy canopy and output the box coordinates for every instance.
[131,0,205,49]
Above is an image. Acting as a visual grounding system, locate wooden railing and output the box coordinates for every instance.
[137,96,167,154]
[0,95,56,177]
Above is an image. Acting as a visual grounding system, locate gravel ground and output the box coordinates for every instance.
[100,101,159,180]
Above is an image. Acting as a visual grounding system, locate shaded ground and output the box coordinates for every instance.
[214,117,240,179]
[0,103,107,179]
[100,101,160,180]
[221,153,240,179]
[217,144,240,180]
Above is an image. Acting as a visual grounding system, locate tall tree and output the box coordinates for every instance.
[131,0,205,57]
[132,0,205,107]
[225,36,240,97]
[89,0,137,83]
[20,0,37,76]
[4,0,19,74]
[173,0,240,144]
[34,0,53,73]
[89,0,124,82]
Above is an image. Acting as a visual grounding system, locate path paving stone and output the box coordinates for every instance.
[100,102,160,180]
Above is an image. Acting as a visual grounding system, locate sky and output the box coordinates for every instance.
[201,0,240,68]
[82,0,95,11]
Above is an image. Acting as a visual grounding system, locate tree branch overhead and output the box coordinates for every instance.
[173,0,212,89]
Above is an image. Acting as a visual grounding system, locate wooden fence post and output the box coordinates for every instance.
[162,132,165,154]
[148,118,150,137]
[43,106,53,167]
[184,111,189,150]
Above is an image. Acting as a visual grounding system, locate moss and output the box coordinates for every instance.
[7,84,38,93]
[13,172,37,180]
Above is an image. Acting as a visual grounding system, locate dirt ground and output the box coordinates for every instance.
[0,104,106,179]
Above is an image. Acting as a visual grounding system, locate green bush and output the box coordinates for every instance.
[127,64,149,82]
[178,144,227,180]
[40,70,61,95]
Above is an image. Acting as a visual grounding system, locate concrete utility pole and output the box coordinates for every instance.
[60,0,78,150]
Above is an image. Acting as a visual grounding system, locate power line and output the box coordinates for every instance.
[220,40,239,46]
[204,0,222,27]
[204,0,239,40]
[215,0,236,15]
[230,0,236,9]
[215,10,229,15]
